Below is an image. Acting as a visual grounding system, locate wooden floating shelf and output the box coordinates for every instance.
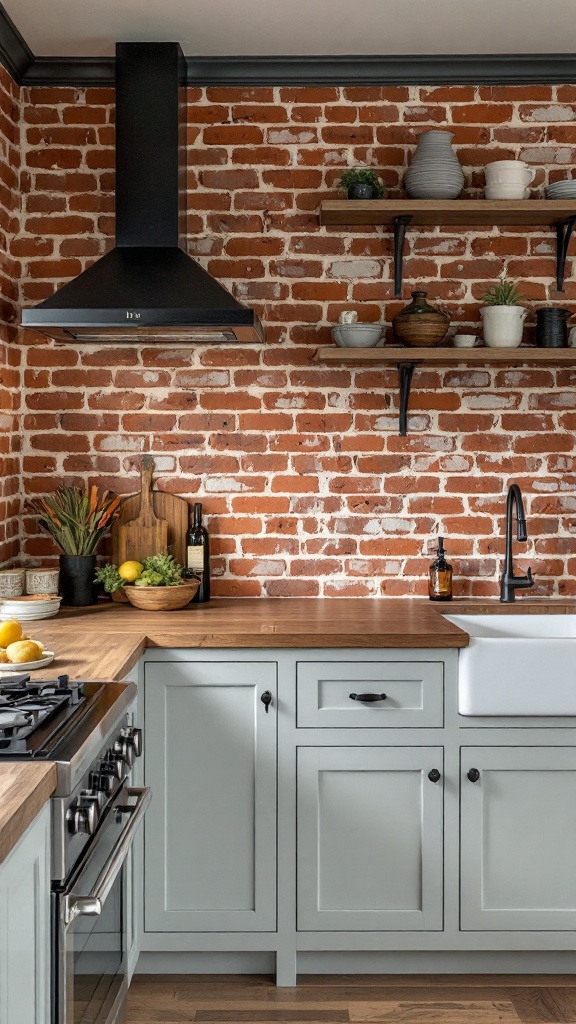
[319,199,576,227]
[315,345,576,436]
[315,345,576,365]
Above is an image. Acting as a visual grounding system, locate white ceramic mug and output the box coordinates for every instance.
[485,160,536,185]
[452,333,479,348]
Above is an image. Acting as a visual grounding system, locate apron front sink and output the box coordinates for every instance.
[443,614,576,717]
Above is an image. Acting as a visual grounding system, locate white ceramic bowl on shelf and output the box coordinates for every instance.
[331,324,384,348]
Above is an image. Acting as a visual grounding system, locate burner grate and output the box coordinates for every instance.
[0,675,86,754]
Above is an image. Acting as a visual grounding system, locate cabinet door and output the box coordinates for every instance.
[144,660,277,932]
[0,805,50,1024]
[297,746,444,931]
[461,746,576,930]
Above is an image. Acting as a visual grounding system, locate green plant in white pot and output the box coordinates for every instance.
[480,276,528,348]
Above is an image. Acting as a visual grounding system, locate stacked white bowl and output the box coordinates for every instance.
[545,179,576,200]
[484,160,535,199]
[0,595,62,621]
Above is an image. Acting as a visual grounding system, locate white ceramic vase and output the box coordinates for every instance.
[405,130,464,200]
[480,305,528,348]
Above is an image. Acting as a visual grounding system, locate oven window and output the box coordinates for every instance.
[69,869,124,1024]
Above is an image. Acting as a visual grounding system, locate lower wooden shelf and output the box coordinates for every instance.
[315,345,576,365]
[314,345,576,435]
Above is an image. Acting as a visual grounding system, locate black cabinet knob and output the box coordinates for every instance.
[467,768,481,782]
[260,691,272,713]
[349,692,387,702]
[428,769,441,783]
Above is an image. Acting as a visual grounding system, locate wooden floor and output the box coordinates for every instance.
[127,975,576,1024]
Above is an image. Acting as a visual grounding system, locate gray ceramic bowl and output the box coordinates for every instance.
[331,324,384,348]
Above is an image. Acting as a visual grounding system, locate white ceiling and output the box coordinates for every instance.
[4,0,576,58]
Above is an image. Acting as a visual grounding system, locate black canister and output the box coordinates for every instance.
[535,307,571,348]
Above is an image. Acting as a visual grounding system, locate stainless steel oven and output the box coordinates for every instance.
[52,785,150,1024]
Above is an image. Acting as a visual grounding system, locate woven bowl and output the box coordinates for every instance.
[123,581,199,611]
[393,314,449,347]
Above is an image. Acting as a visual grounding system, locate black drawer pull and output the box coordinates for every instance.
[428,769,441,783]
[467,768,480,782]
[260,691,272,713]
[349,692,387,702]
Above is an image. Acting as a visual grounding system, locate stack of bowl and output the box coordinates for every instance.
[0,595,62,621]
[545,179,576,200]
[331,324,384,348]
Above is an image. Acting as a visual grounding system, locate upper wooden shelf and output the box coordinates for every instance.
[319,199,576,227]
[315,345,576,365]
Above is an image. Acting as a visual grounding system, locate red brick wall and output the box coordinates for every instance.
[0,66,21,565]
[14,83,576,596]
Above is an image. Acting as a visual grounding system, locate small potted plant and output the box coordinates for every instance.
[480,275,528,348]
[27,486,121,606]
[337,167,385,200]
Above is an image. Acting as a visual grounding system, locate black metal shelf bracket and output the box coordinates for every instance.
[393,215,413,297]
[555,215,576,291]
[397,361,418,436]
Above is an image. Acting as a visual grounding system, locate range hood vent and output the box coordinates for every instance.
[21,42,264,345]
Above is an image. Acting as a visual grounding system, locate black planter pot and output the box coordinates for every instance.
[347,183,376,200]
[59,554,97,607]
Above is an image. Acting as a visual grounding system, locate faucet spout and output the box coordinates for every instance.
[500,483,535,603]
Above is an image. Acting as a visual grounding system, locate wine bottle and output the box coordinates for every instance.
[185,502,210,602]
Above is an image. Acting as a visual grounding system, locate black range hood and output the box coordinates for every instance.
[21,42,264,345]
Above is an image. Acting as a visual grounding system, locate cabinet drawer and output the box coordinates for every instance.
[296,661,444,727]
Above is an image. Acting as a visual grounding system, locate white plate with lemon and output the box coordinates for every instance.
[0,651,54,674]
[0,620,54,672]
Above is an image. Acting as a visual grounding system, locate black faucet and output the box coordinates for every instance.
[500,483,534,603]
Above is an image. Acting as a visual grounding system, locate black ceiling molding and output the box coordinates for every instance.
[0,4,575,87]
[16,52,576,88]
[0,2,33,82]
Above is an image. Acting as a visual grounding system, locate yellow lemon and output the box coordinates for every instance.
[6,640,43,664]
[0,649,9,664]
[0,620,23,648]
[118,560,143,583]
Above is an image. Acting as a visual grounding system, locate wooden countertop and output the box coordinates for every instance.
[0,762,56,864]
[2,595,574,858]
[24,595,576,683]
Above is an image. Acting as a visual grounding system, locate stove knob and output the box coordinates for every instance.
[113,737,135,768]
[67,798,98,836]
[101,753,124,780]
[121,726,142,758]
[80,788,106,811]
[89,769,115,795]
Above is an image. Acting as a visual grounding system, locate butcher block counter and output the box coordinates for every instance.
[0,762,56,863]
[27,595,576,683]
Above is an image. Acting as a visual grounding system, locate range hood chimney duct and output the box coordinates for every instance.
[21,42,265,345]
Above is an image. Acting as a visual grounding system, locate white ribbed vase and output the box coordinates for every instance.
[405,130,464,199]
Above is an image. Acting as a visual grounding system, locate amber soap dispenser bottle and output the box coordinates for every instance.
[428,536,452,601]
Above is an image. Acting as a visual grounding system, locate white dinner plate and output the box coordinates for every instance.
[0,651,55,673]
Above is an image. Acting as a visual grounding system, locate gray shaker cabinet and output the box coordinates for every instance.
[460,746,576,931]
[143,659,277,932]
[297,746,444,931]
[0,804,50,1024]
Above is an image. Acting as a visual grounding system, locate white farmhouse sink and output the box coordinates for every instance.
[444,615,576,716]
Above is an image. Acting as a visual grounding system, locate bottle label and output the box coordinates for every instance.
[187,544,204,571]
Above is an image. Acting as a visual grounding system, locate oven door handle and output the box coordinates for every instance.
[63,786,151,926]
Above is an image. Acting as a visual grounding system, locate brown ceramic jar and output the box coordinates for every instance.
[392,290,450,347]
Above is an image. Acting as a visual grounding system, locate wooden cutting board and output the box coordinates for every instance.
[112,456,169,566]
[111,466,190,568]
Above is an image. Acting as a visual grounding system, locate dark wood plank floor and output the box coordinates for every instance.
[127,976,576,1024]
